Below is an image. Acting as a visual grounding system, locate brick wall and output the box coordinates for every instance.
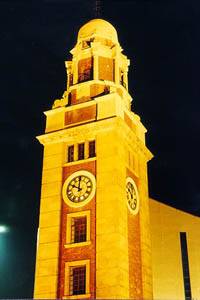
[57,161,96,298]
[127,168,143,299]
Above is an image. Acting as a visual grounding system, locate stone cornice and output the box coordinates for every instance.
[37,115,153,162]
[36,117,118,145]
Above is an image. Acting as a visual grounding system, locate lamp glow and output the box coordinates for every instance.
[0,225,8,234]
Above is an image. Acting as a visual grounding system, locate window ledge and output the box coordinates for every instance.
[63,293,91,299]
[64,241,91,249]
[64,157,96,167]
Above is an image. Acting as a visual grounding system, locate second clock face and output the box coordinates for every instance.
[126,177,139,215]
[62,170,96,208]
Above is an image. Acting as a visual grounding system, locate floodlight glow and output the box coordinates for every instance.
[0,225,8,234]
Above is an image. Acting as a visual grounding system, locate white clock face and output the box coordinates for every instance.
[62,170,96,208]
[126,177,139,215]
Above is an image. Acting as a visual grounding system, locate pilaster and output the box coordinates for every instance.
[34,142,64,299]
[96,129,130,299]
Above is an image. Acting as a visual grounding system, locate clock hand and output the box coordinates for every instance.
[78,176,81,189]
[71,184,82,192]
[71,184,77,188]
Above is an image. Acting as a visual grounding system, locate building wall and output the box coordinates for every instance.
[150,198,200,300]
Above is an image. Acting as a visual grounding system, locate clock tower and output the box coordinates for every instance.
[34,19,153,299]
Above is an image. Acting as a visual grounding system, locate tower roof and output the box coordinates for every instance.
[77,19,118,43]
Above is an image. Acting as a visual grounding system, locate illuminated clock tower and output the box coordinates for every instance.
[34,19,153,299]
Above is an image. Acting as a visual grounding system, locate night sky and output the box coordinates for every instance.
[1,0,200,297]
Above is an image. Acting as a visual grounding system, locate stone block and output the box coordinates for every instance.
[39,226,60,244]
[37,242,59,260]
[39,211,61,228]
[41,181,62,198]
[34,275,57,294]
[40,195,61,212]
[37,258,58,276]
[44,143,63,157]
[34,292,57,299]
[43,154,63,170]
[96,267,128,287]
[97,96,117,120]
[42,168,62,184]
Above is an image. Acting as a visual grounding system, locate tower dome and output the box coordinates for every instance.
[77,19,118,43]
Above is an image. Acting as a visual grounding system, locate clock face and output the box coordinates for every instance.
[62,170,96,208]
[67,175,93,202]
[126,177,139,215]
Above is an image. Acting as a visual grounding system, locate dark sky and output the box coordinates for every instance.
[1,0,200,298]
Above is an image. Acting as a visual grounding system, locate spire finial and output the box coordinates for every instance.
[94,0,102,18]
